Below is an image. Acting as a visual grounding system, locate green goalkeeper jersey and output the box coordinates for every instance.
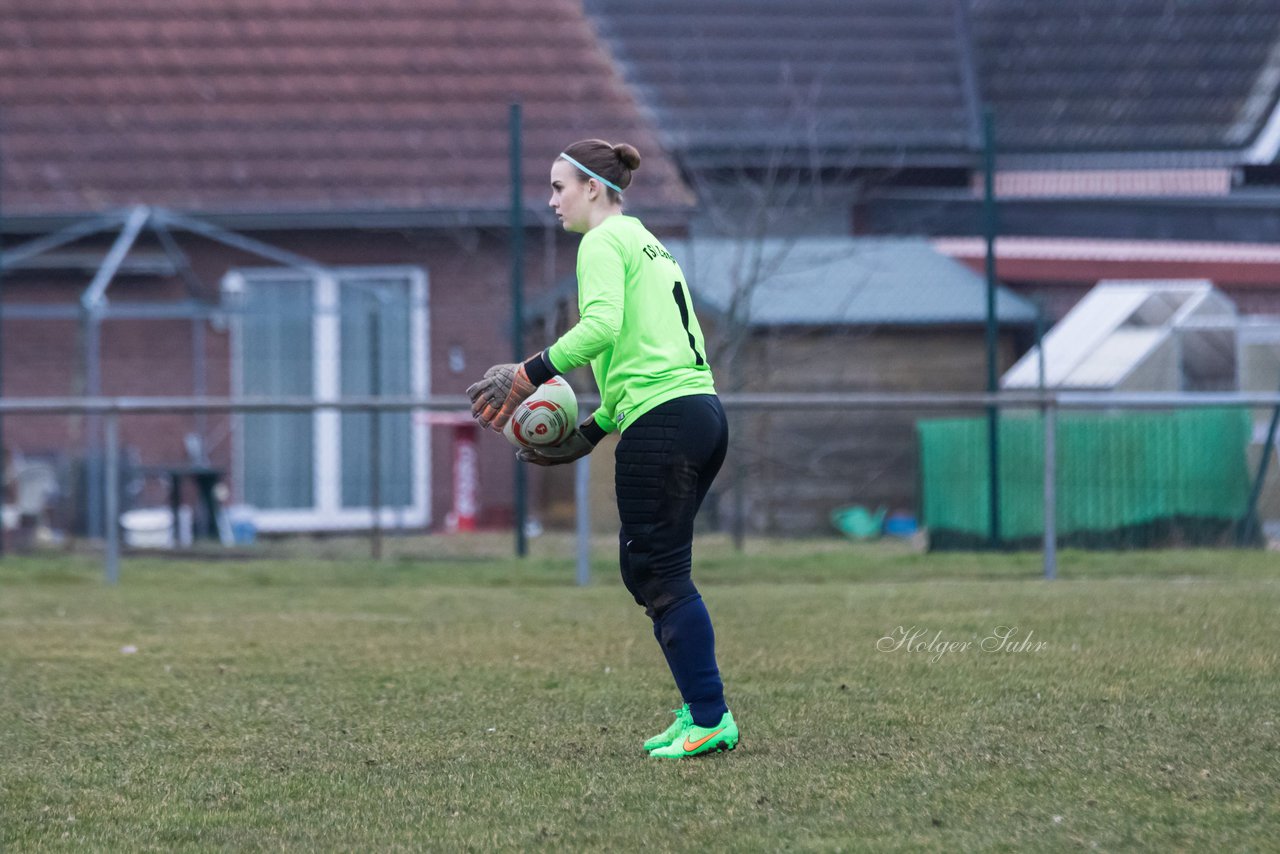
[546,215,715,434]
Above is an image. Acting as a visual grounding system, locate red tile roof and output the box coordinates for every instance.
[0,0,693,216]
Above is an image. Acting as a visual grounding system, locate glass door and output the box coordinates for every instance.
[239,277,315,510]
[339,279,414,509]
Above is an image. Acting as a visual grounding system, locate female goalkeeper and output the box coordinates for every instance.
[467,138,736,759]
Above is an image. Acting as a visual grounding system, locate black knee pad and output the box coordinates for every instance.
[622,530,697,620]
[647,583,700,622]
[621,529,658,615]
[618,531,647,609]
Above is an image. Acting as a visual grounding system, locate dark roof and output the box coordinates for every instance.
[971,0,1280,164]
[584,0,980,169]
[0,0,693,218]
[586,0,1280,168]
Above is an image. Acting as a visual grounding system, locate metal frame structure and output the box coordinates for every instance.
[0,206,331,536]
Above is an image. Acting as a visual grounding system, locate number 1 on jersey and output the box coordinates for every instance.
[672,281,705,366]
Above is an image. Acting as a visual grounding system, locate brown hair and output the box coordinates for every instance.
[561,139,641,203]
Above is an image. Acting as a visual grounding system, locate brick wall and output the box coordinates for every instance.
[1,223,580,532]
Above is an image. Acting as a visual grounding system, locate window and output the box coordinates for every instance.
[225,267,430,531]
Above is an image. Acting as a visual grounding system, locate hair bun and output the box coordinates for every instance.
[613,143,641,171]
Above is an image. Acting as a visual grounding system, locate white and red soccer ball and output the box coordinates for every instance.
[502,375,578,450]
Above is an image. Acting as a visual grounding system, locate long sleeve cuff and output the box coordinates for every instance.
[580,419,608,446]
[522,350,557,386]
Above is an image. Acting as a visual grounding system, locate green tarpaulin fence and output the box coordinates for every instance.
[918,408,1254,549]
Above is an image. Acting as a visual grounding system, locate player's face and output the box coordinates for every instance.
[549,159,594,233]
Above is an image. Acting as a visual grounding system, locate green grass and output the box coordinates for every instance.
[2,539,1279,851]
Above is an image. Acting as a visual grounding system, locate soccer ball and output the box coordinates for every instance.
[502,376,578,449]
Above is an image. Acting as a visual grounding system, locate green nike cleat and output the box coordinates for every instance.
[643,704,692,753]
[648,710,738,759]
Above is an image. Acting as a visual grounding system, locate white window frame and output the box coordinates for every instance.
[225,265,431,532]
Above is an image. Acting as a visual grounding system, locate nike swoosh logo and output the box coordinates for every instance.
[683,727,726,752]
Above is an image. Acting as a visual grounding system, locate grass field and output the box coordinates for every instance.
[3,537,1279,851]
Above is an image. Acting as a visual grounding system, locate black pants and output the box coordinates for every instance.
[615,394,728,620]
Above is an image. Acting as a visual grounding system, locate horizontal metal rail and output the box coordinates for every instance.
[8,391,1267,584]
[1,390,1279,416]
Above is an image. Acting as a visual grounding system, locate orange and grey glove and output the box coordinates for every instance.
[467,363,534,430]
[467,352,557,430]
[516,421,603,467]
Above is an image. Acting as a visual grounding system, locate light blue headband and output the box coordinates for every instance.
[559,152,623,194]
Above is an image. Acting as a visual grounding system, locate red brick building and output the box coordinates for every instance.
[0,0,692,532]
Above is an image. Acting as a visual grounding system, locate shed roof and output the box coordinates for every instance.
[667,236,1038,327]
[0,0,694,217]
[1002,280,1237,389]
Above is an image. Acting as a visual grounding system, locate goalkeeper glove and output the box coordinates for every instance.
[467,362,536,430]
[516,426,597,467]
[467,352,558,430]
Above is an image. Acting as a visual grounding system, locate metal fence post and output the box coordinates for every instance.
[509,102,527,559]
[84,310,102,539]
[369,306,382,560]
[1043,397,1057,580]
[982,107,1002,549]
[575,454,591,586]
[104,410,120,585]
